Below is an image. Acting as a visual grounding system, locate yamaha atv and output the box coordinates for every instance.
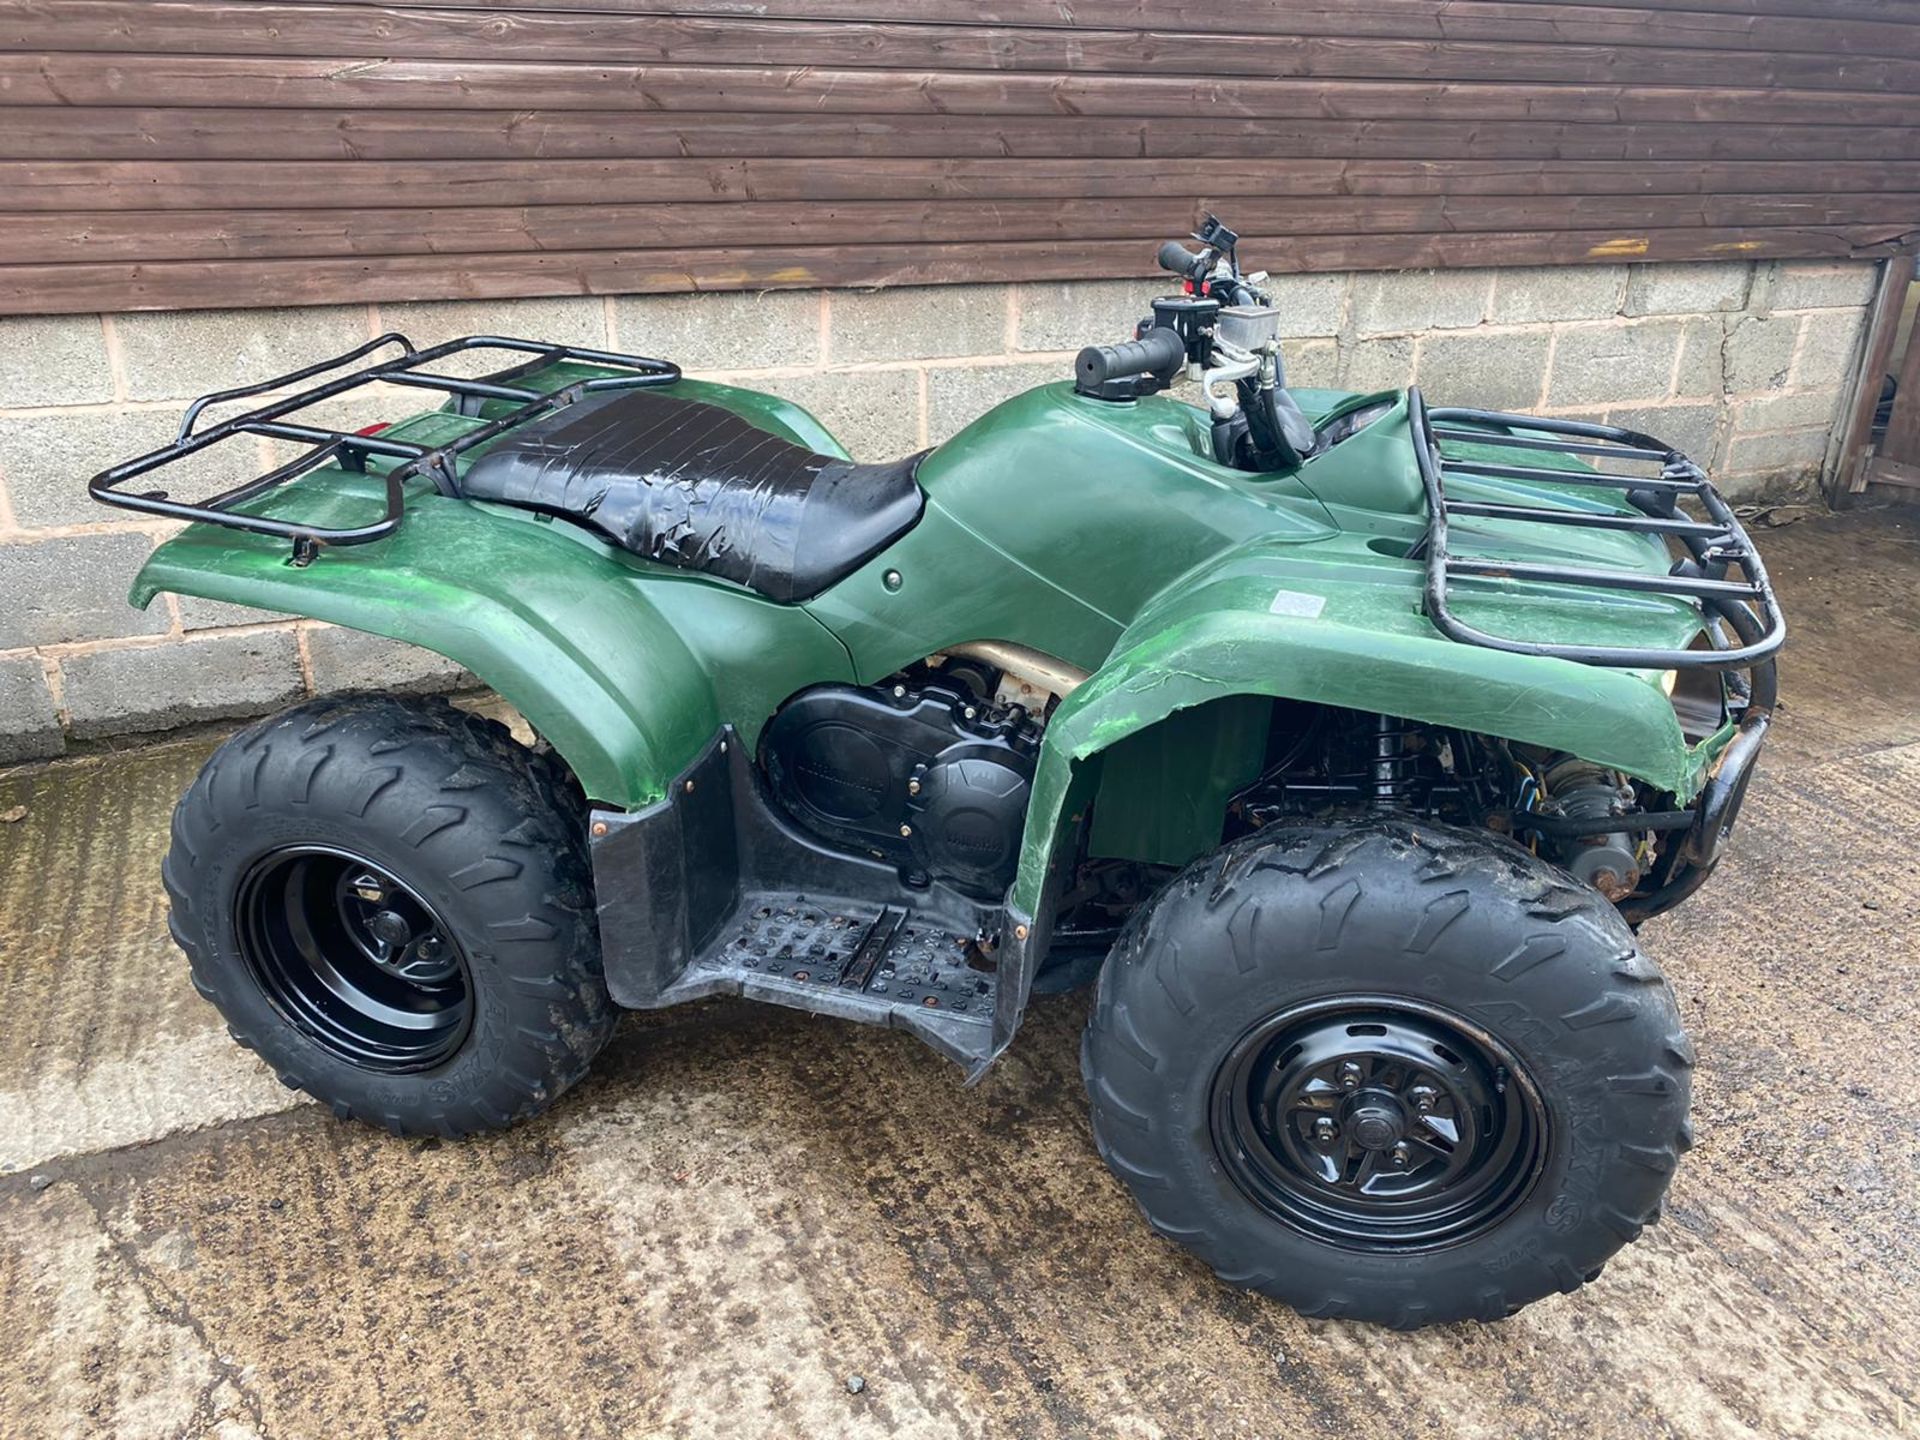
[93,218,1783,1329]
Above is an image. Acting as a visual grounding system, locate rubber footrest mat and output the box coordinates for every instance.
[697,898,997,1021]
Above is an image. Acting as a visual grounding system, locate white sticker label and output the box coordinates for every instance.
[1268,589,1326,619]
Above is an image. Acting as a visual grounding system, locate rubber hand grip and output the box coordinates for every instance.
[1075,327,1188,389]
[1158,240,1203,276]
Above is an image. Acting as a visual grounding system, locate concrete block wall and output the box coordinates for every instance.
[0,258,1877,761]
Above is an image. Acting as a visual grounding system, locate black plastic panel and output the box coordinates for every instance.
[590,727,1009,1069]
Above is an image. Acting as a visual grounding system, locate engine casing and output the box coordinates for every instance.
[760,681,1039,897]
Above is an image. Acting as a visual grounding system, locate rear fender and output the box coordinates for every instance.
[132,481,854,810]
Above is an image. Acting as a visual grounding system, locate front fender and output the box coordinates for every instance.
[133,472,852,809]
[1011,539,1712,916]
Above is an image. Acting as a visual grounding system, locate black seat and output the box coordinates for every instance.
[460,388,925,603]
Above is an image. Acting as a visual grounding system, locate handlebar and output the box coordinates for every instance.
[1157,236,1259,305]
[1157,240,1206,279]
[1075,327,1188,393]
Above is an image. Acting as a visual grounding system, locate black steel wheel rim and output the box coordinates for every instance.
[1210,996,1548,1252]
[236,846,472,1073]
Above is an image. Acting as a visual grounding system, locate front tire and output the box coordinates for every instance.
[165,695,616,1136]
[1083,816,1692,1329]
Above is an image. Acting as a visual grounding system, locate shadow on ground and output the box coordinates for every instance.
[1,510,1916,1439]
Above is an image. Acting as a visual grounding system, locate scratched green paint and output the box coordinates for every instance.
[130,368,1723,903]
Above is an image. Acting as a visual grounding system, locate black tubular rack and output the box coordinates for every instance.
[88,333,680,565]
[1408,387,1786,672]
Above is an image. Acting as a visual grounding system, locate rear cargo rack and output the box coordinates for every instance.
[1409,387,1786,671]
[88,333,679,565]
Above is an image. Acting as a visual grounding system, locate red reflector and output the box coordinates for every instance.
[354,421,390,436]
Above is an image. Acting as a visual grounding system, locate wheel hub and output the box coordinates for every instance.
[236,846,473,1073]
[1341,1090,1406,1151]
[1210,996,1548,1252]
[367,909,413,947]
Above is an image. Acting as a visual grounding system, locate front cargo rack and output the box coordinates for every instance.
[88,333,680,565]
[1408,386,1785,672]
[1410,387,1783,922]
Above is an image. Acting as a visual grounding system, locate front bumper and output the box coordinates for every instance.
[1614,707,1769,926]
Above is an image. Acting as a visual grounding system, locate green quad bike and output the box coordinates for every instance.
[93,218,1782,1329]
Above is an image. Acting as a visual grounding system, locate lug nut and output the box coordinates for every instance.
[1337,1061,1363,1090]
[1409,1085,1438,1113]
[1390,1143,1411,1169]
[1313,1117,1338,1143]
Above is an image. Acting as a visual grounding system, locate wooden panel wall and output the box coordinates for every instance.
[2,0,1918,313]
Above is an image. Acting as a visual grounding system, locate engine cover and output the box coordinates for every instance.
[760,682,1038,897]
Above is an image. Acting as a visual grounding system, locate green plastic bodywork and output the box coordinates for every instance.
[132,377,856,807]
[131,363,1727,928]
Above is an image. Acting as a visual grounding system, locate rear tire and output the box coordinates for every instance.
[1082,816,1692,1329]
[165,694,616,1136]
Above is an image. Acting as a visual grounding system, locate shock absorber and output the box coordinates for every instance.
[1369,713,1418,810]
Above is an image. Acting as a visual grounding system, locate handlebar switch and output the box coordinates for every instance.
[1149,296,1222,365]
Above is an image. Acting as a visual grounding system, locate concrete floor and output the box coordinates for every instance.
[1,510,1916,1440]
